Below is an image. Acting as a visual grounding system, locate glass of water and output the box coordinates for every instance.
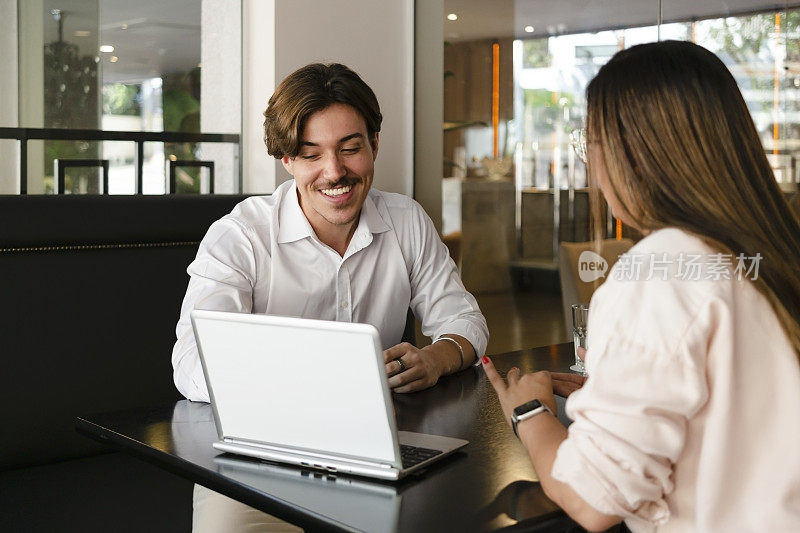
[571,304,588,375]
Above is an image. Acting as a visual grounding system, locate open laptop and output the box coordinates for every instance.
[191,309,468,481]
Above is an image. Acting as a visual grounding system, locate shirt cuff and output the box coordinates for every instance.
[435,318,488,360]
[552,435,671,525]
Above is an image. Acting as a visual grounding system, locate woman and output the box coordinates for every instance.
[485,40,800,532]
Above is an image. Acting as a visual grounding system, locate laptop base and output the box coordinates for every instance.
[213,431,467,481]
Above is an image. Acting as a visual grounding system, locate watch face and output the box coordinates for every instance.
[513,399,543,417]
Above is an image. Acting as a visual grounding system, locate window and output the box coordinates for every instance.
[2,0,241,194]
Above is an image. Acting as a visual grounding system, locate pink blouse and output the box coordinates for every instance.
[552,228,800,532]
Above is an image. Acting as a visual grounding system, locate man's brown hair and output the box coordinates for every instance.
[263,63,382,158]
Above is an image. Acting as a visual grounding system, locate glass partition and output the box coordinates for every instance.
[442,0,800,353]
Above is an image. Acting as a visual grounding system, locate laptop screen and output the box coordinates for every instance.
[192,311,399,463]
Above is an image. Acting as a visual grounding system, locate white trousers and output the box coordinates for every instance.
[192,484,303,533]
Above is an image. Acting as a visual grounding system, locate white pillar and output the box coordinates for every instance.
[273,0,414,196]
[201,0,242,193]
[239,0,414,196]
[0,0,19,193]
[17,0,45,193]
[241,0,275,194]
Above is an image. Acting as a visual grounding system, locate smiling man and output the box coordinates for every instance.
[173,62,488,533]
[172,63,489,404]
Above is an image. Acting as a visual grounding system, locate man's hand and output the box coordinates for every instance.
[482,356,558,427]
[383,342,444,393]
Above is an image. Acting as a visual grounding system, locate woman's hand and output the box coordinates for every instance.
[551,347,587,397]
[550,372,587,398]
[483,358,621,532]
[482,356,558,427]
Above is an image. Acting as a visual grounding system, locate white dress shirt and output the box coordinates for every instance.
[172,180,488,402]
[551,228,800,531]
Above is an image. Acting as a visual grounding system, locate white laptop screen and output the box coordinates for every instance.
[192,311,398,464]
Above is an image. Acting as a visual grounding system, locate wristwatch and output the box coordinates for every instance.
[511,399,553,437]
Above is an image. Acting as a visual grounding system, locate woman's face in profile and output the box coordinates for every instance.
[587,137,634,227]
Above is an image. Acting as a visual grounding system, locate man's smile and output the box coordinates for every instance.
[320,184,353,197]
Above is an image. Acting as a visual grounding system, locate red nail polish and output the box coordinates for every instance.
[482,356,489,365]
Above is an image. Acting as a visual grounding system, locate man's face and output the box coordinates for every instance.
[282,104,378,237]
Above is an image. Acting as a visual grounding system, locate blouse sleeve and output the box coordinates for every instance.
[551,269,712,524]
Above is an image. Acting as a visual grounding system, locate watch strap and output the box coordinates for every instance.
[511,400,553,437]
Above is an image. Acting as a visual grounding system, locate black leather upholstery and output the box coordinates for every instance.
[0,194,250,470]
[0,193,417,471]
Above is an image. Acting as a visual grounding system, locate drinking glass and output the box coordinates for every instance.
[571,303,588,375]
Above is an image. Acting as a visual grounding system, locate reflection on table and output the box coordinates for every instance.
[77,343,577,532]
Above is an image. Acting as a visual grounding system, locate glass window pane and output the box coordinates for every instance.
[442,1,800,354]
[8,0,240,194]
[0,140,19,194]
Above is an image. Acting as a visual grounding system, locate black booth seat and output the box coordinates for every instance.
[0,193,250,532]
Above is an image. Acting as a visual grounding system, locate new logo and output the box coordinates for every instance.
[578,250,608,282]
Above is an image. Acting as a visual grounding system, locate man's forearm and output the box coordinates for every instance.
[425,334,476,375]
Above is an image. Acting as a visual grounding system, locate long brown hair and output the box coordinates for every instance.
[587,40,800,355]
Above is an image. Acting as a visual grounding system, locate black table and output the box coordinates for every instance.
[77,343,578,532]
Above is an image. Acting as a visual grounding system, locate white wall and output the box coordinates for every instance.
[241,0,414,196]
[414,0,444,230]
[0,0,19,193]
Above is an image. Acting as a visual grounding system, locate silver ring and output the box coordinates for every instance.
[396,357,406,373]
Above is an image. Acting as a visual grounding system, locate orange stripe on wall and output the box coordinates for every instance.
[774,13,781,156]
[492,42,500,159]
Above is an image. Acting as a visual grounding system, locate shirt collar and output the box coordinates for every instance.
[277,180,390,244]
[277,181,315,244]
[359,191,391,235]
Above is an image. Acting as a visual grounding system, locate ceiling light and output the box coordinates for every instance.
[121,24,128,30]
[524,25,534,33]
[74,30,91,37]
[110,56,118,63]
[447,13,457,21]
[100,45,114,53]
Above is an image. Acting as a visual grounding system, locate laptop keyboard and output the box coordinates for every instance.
[400,444,443,469]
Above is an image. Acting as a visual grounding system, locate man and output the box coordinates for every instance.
[172,63,488,404]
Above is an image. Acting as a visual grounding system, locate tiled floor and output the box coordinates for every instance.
[416,289,568,356]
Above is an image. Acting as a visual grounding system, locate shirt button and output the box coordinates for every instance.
[341,301,349,309]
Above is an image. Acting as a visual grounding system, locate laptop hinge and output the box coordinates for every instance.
[224,437,399,470]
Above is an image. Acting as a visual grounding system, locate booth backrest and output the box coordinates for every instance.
[0,194,250,470]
